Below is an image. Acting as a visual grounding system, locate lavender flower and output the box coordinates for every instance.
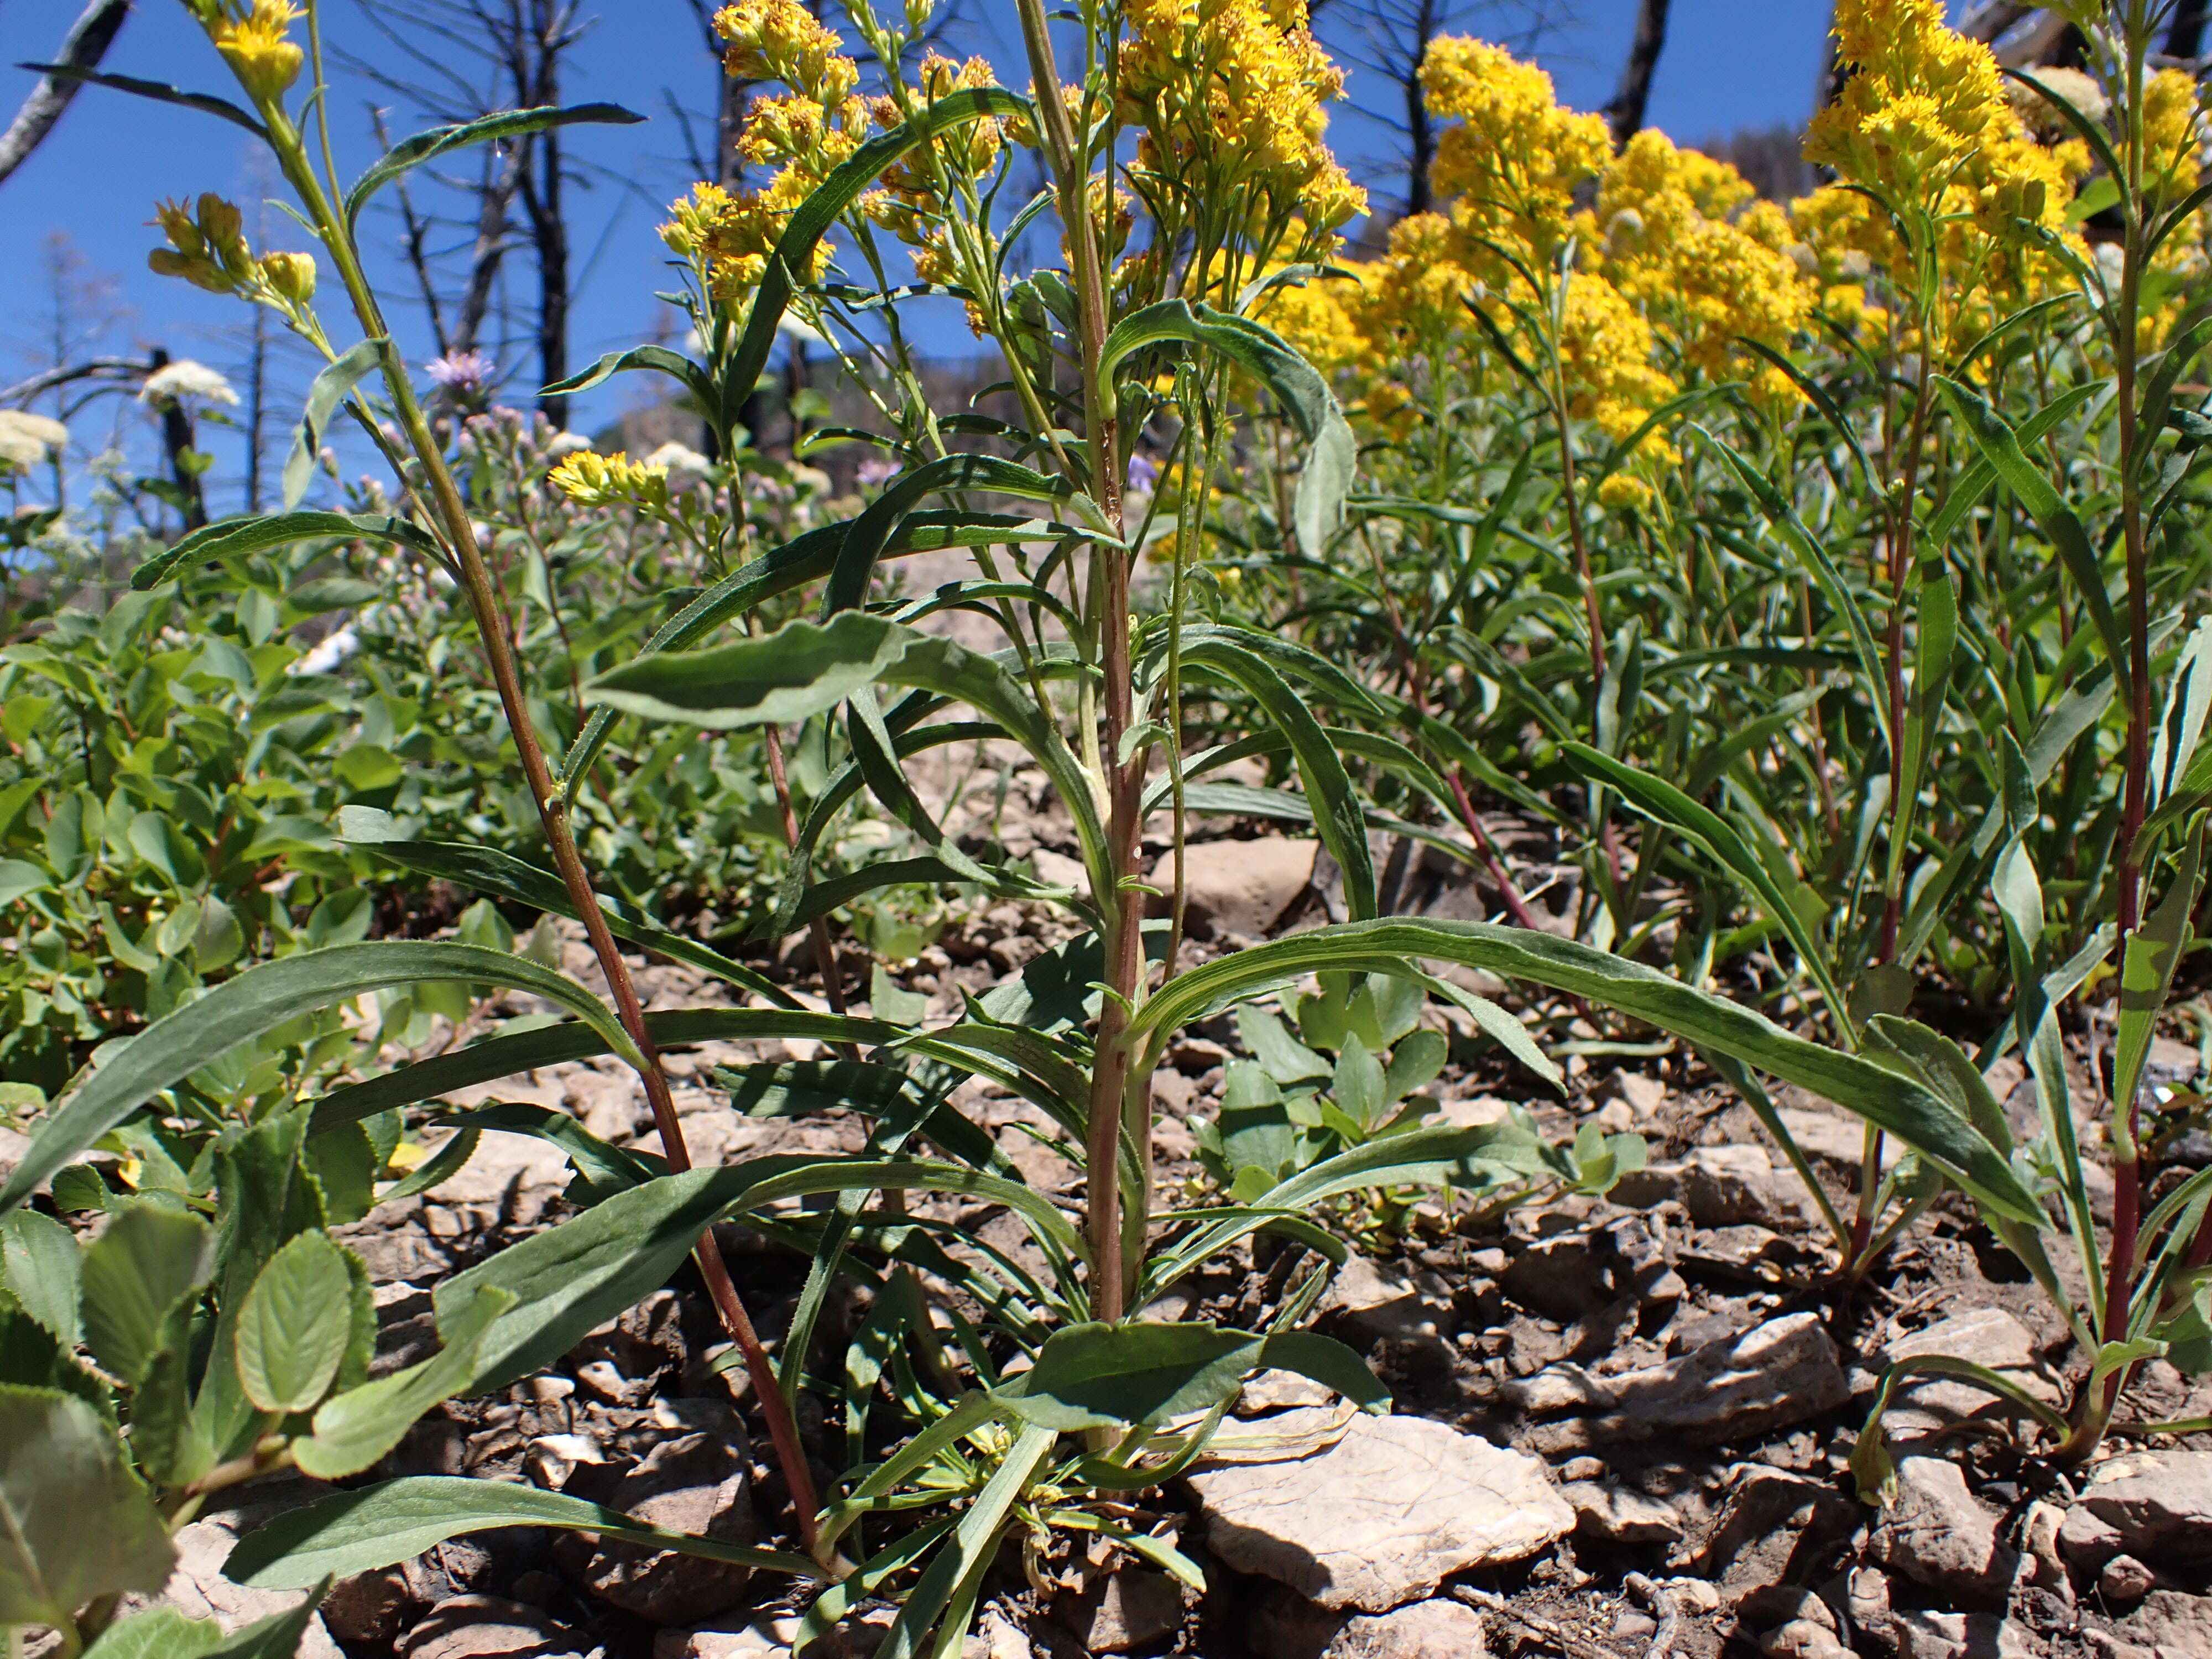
[857,454,901,488]
[1125,451,1160,497]
[425,348,496,398]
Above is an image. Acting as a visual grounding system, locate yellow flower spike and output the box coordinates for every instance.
[1117,0,1360,238]
[548,450,670,511]
[210,0,305,103]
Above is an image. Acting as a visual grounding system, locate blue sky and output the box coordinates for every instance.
[0,0,1832,509]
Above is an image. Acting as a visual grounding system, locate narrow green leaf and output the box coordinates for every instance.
[224,1477,823,1589]
[132,511,444,588]
[1,941,639,1214]
[1131,918,2045,1227]
[348,103,643,227]
[19,63,266,138]
[284,340,385,510]
[1935,374,2128,690]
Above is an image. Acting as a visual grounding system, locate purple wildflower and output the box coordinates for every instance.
[1125,451,1160,496]
[425,348,497,397]
[857,455,900,488]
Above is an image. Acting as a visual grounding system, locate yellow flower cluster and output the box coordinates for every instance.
[148,193,316,311]
[1582,130,1814,401]
[1801,0,2086,352]
[1423,38,1611,272]
[714,0,855,104]
[1117,0,1367,232]
[547,450,669,510]
[1558,274,1677,441]
[205,0,305,104]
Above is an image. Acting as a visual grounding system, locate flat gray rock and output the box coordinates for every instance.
[1873,1457,2019,1598]
[2060,1452,2212,1573]
[1324,1598,1490,1659]
[1187,1409,1573,1612]
[1523,1312,1848,1452]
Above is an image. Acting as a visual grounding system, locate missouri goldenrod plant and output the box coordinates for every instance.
[11,0,2212,1654]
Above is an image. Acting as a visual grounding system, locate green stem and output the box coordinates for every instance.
[262,18,822,1553]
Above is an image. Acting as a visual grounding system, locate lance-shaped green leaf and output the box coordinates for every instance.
[1936,374,2129,690]
[542,341,715,408]
[1128,917,2045,1227]
[557,511,1075,794]
[132,510,444,588]
[1182,636,1375,919]
[1564,742,1847,1025]
[586,608,924,729]
[995,1322,1264,1430]
[2113,818,2206,1142]
[283,340,385,510]
[1101,298,1355,552]
[824,453,1083,614]
[0,941,639,1214]
[305,1006,902,1136]
[348,103,643,227]
[0,1386,175,1629]
[588,612,1109,898]
[1695,428,1890,748]
[224,1477,823,1589]
[338,814,800,1009]
[724,87,1034,433]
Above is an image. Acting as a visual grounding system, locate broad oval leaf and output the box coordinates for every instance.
[79,1202,212,1385]
[234,1232,353,1415]
[0,1385,175,1629]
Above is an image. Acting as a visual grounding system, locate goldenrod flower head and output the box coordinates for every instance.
[1423,37,1610,268]
[1253,265,1369,372]
[1118,0,1363,230]
[1558,273,1676,443]
[714,0,855,104]
[1596,472,1653,513]
[210,0,305,103]
[548,449,669,510]
[660,176,830,303]
[1585,130,1815,383]
[2143,67,2205,201]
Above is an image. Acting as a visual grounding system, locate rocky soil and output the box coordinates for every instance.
[28,807,2212,1659]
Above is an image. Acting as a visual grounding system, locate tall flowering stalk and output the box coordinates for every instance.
[155,0,824,1547]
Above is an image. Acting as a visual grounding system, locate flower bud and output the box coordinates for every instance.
[260,250,317,304]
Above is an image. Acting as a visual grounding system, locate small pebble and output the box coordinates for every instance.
[2101,1554,2157,1600]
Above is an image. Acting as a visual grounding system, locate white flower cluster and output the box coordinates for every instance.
[0,410,68,472]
